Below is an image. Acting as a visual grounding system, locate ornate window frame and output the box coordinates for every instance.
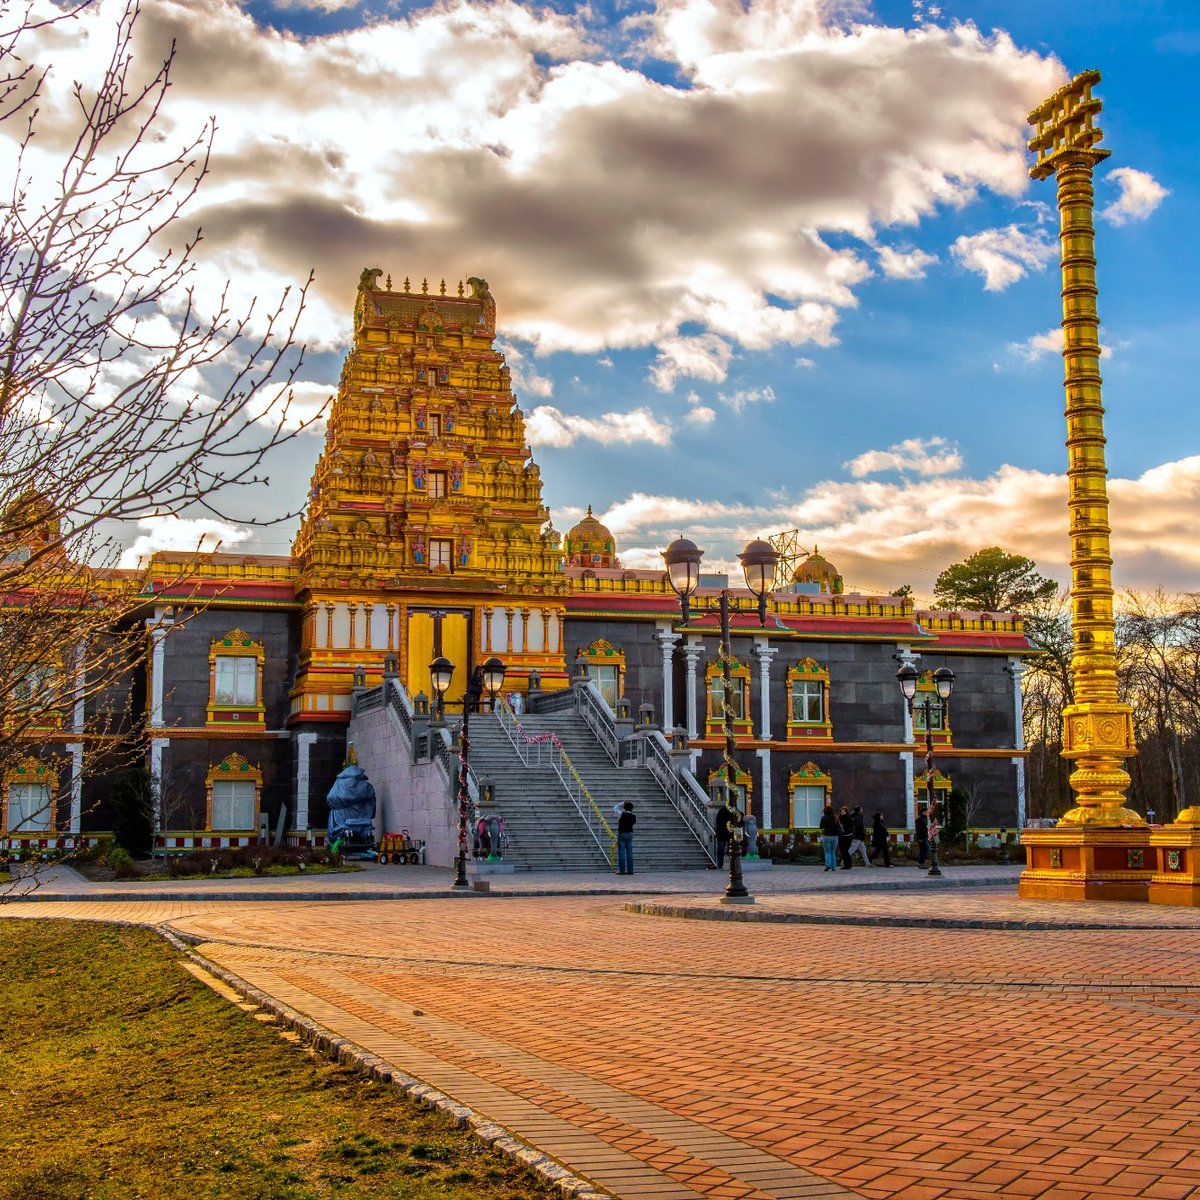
[912,670,953,745]
[785,657,832,743]
[706,765,753,809]
[207,629,265,728]
[787,762,832,829]
[206,752,263,832]
[704,656,752,739]
[913,768,952,808]
[3,754,59,834]
[578,639,625,710]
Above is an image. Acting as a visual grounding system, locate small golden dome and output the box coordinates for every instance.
[792,546,843,593]
[566,505,618,568]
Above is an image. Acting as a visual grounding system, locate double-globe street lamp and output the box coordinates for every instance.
[663,535,779,903]
[429,653,506,888]
[896,662,955,878]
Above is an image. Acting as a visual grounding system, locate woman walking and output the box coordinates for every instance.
[818,804,839,871]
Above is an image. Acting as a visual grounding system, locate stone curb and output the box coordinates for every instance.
[158,929,612,1200]
[623,900,1198,931]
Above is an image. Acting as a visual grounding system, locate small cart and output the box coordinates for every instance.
[377,830,424,865]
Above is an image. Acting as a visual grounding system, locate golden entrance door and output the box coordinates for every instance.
[406,608,472,708]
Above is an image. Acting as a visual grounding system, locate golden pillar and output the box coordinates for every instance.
[1020,71,1148,900]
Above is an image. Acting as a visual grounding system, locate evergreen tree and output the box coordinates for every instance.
[933,547,1057,614]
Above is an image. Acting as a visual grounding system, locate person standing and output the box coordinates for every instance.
[849,805,871,867]
[871,812,892,867]
[915,806,930,866]
[818,804,839,871]
[617,801,636,875]
[837,805,854,869]
[714,803,732,868]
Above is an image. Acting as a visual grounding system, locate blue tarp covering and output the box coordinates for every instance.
[327,765,377,843]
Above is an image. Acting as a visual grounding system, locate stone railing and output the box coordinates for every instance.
[641,730,717,865]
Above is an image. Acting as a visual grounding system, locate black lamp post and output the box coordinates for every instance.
[431,654,506,889]
[896,662,955,878]
[663,535,778,902]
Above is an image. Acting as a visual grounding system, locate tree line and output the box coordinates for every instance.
[933,548,1200,823]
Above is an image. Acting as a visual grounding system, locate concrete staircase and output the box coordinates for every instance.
[467,712,713,872]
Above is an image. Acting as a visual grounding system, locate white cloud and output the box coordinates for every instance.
[13,0,1064,367]
[594,457,1200,597]
[877,245,938,280]
[498,341,554,398]
[1101,167,1169,226]
[650,334,735,392]
[685,404,716,426]
[1006,326,1113,364]
[951,223,1057,291]
[118,515,251,568]
[243,380,331,431]
[844,436,962,478]
[794,356,816,369]
[525,405,673,448]
[718,385,776,413]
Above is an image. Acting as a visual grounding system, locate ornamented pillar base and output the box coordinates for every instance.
[1148,811,1200,906]
[1019,827,1152,902]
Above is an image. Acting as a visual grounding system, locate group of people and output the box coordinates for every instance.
[818,804,895,870]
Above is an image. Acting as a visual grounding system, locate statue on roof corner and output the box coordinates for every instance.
[466,276,491,299]
[358,266,383,291]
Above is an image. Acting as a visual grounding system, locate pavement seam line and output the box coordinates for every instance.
[157,929,615,1200]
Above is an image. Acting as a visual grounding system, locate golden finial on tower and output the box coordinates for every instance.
[403,276,410,292]
[458,280,465,297]
[421,277,428,294]
[440,278,446,295]
[386,274,392,291]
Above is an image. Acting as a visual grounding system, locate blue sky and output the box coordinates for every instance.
[23,0,1197,597]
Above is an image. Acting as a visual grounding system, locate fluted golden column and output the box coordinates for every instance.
[1028,71,1140,826]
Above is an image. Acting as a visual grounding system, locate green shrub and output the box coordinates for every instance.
[106,845,137,879]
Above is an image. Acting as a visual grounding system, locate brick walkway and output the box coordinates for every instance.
[4,885,1200,1199]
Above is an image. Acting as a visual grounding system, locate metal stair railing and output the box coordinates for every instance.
[385,676,415,744]
[495,693,616,867]
[574,680,621,765]
[642,730,717,865]
[525,686,577,715]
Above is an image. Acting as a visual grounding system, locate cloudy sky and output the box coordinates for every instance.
[19,0,1198,598]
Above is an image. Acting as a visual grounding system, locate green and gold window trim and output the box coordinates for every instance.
[912,670,953,745]
[578,639,625,709]
[787,762,832,828]
[704,656,752,739]
[206,752,263,832]
[913,768,952,806]
[207,629,266,728]
[3,754,59,834]
[785,657,832,743]
[707,765,753,809]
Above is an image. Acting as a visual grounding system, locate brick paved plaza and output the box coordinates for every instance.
[5,873,1200,1199]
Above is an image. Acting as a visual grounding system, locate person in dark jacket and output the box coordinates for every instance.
[915,806,930,866]
[818,804,839,871]
[713,803,732,868]
[617,801,636,874]
[837,805,854,869]
[871,812,892,867]
[849,805,871,867]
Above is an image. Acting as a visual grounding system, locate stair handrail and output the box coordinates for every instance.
[574,680,620,765]
[640,730,718,866]
[494,693,616,867]
[436,722,480,806]
[385,676,415,744]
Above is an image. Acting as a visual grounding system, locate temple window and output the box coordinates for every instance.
[429,470,448,499]
[912,671,951,739]
[9,662,61,729]
[785,658,833,742]
[704,657,752,738]
[206,753,262,831]
[207,630,265,727]
[787,763,832,829]
[576,639,625,710]
[707,766,752,809]
[429,538,453,570]
[3,757,58,833]
[429,413,442,438]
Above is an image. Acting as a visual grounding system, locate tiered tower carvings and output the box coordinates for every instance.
[289,271,567,720]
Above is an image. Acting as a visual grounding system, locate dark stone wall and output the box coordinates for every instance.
[564,615,1022,828]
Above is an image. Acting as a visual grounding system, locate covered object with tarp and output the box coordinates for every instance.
[326,765,377,857]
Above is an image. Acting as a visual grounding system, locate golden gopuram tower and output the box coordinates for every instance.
[1018,72,1154,901]
[289,270,568,721]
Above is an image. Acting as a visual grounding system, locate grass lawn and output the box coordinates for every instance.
[0,920,564,1199]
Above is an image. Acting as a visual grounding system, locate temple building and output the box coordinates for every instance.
[2,271,1036,855]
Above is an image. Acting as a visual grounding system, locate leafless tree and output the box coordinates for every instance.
[0,1,322,888]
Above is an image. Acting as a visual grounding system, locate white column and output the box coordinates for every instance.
[1007,656,1028,829]
[147,611,174,729]
[752,639,778,740]
[69,743,84,834]
[757,747,772,829]
[295,732,319,835]
[655,627,681,731]
[150,737,168,797]
[896,645,920,828]
[682,639,705,740]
